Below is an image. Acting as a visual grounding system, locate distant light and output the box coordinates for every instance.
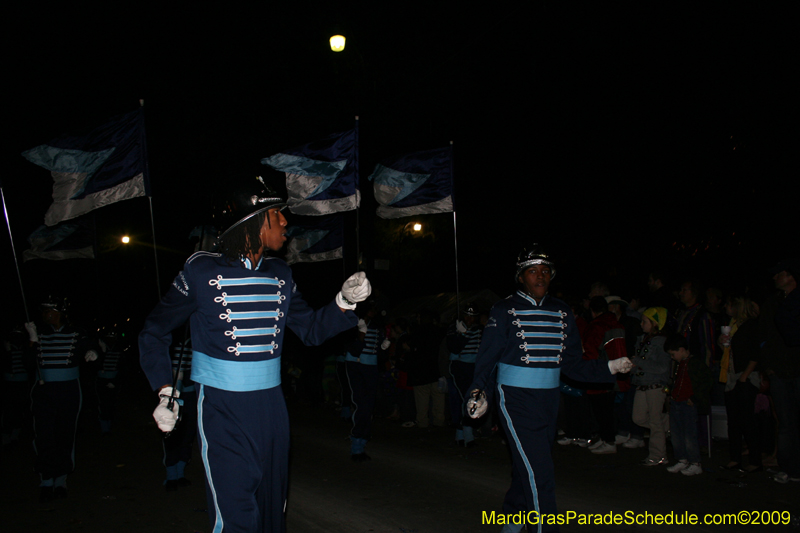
[330,35,346,52]
[413,223,422,232]
[121,236,130,244]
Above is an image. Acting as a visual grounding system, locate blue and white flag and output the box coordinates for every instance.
[21,109,149,226]
[23,217,95,262]
[368,146,453,219]
[284,214,344,265]
[261,129,359,216]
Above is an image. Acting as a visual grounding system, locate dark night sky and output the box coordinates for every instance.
[4,2,795,328]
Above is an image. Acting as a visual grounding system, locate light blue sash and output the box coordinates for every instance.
[191,351,281,392]
[449,352,477,363]
[3,372,30,382]
[39,367,80,382]
[497,363,559,389]
[345,352,377,365]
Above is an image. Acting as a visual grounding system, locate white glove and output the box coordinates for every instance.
[608,357,633,375]
[25,322,38,343]
[84,350,99,362]
[466,389,487,418]
[153,387,180,432]
[357,319,368,334]
[336,272,372,310]
[381,338,391,350]
[456,320,467,334]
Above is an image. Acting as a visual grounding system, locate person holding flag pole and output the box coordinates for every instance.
[467,245,633,533]
[139,178,371,533]
[26,295,100,502]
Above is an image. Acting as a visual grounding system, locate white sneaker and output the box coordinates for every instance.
[591,442,617,454]
[573,438,590,448]
[623,438,645,449]
[771,472,800,483]
[614,434,630,445]
[667,460,689,473]
[681,463,703,476]
[556,437,572,446]
[588,439,605,450]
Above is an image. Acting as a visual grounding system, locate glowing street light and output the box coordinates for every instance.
[121,235,130,244]
[330,35,346,52]
[412,223,422,232]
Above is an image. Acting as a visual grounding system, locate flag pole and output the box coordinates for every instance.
[148,196,162,299]
[449,140,461,316]
[140,99,162,300]
[354,116,361,272]
[340,213,347,281]
[1,185,31,322]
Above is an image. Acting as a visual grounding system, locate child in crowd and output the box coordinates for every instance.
[630,307,671,465]
[663,334,713,476]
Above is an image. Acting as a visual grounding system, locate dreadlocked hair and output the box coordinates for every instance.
[217,211,268,264]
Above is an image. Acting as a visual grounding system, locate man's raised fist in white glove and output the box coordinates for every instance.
[336,272,372,310]
[153,387,181,432]
[608,357,633,375]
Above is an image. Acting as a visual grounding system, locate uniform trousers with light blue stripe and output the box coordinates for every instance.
[163,390,197,470]
[336,361,353,419]
[448,361,475,442]
[32,380,82,483]
[497,385,561,533]
[198,384,289,533]
[346,361,379,452]
[96,377,119,432]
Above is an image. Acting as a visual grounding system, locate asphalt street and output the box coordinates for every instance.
[4,376,799,533]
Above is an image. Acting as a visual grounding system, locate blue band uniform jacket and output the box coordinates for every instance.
[470,291,615,398]
[140,252,357,392]
[138,251,357,533]
[467,290,616,533]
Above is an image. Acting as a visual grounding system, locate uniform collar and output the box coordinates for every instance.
[517,290,547,306]
[241,256,263,270]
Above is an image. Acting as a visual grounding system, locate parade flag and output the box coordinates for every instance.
[23,217,95,261]
[284,214,343,265]
[261,129,359,215]
[21,109,149,226]
[368,146,453,219]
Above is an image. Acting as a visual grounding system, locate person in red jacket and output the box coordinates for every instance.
[582,296,628,454]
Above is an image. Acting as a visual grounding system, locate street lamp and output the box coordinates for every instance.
[402,221,424,236]
[330,35,346,52]
[121,235,130,244]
